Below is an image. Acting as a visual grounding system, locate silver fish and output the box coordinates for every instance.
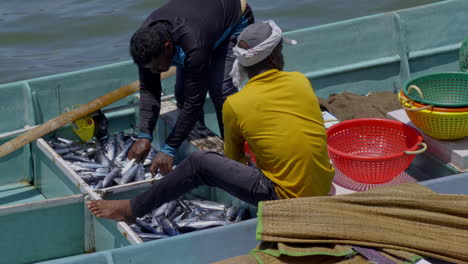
[95,167,110,173]
[94,149,111,167]
[121,159,136,175]
[235,207,250,222]
[152,203,169,218]
[115,131,126,152]
[138,233,168,241]
[68,164,94,172]
[121,163,138,184]
[199,210,225,221]
[143,148,158,166]
[164,201,178,218]
[62,154,91,163]
[135,164,145,182]
[167,206,184,221]
[178,219,231,230]
[90,171,109,179]
[105,136,117,162]
[135,219,162,235]
[84,147,100,157]
[55,146,83,155]
[102,167,122,188]
[160,218,180,236]
[57,137,75,145]
[115,138,135,163]
[225,206,238,221]
[94,181,103,190]
[190,200,226,211]
[72,162,108,170]
[113,177,122,185]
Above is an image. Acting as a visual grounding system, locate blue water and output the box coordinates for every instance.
[0,0,443,84]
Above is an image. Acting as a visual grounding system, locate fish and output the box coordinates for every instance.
[71,162,108,170]
[121,159,136,175]
[160,218,180,237]
[152,203,169,218]
[135,164,145,182]
[102,168,122,188]
[115,131,126,152]
[199,210,225,221]
[177,219,231,231]
[235,207,250,222]
[48,140,71,149]
[115,138,135,163]
[143,149,158,166]
[224,206,238,221]
[164,201,178,219]
[121,163,138,184]
[94,149,111,167]
[113,177,122,185]
[138,233,168,241]
[104,136,117,162]
[55,145,83,155]
[190,200,226,211]
[167,206,184,221]
[94,181,103,190]
[62,153,91,163]
[84,146,100,157]
[57,137,75,145]
[95,167,110,173]
[68,164,94,172]
[135,219,164,235]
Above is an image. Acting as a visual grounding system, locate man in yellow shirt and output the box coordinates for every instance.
[87,21,334,223]
[225,20,334,198]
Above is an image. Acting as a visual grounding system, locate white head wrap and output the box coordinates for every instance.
[229,20,283,88]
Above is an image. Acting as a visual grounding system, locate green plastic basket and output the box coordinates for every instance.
[403,72,468,108]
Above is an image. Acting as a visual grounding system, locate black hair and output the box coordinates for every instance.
[244,42,283,74]
[129,26,170,66]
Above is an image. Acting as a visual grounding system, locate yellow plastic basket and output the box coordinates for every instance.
[399,98,468,140]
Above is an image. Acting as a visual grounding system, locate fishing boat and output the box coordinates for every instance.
[0,0,467,263]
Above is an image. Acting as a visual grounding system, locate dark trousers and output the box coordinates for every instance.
[130,151,278,218]
[174,8,254,138]
[174,37,237,138]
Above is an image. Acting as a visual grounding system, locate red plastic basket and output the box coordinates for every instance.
[244,141,256,165]
[327,118,426,184]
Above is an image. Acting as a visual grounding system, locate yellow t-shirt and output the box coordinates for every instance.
[223,69,334,199]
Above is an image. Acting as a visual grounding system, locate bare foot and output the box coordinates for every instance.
[87,199,135,224]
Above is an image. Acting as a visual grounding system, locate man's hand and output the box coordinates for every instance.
[127,138,152,163]
[150,151,174,175]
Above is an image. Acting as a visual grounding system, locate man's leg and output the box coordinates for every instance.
[207,35,239,138]
[88,151,278,221]
[206,6,254,138]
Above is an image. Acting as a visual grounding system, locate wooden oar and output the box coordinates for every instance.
[0,67,176,159]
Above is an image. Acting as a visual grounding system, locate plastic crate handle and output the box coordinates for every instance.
[404,142,427,155]
[402,85,434,111]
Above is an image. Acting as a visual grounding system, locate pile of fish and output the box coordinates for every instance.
[131,198,250,241]
[47,131,165,189]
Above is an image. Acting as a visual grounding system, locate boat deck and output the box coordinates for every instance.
[0,182,46,206]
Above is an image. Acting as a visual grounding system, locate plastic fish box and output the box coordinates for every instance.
[0,126,85,206]
[106,173,256,247]
[0,193,135,264]
[36,105,201,197]
[0,134,135,263]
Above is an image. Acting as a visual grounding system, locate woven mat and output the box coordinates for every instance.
[257,183,468,264]
[214,246,421,264]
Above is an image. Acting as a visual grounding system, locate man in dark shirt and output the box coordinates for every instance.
[127,0,254,174]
